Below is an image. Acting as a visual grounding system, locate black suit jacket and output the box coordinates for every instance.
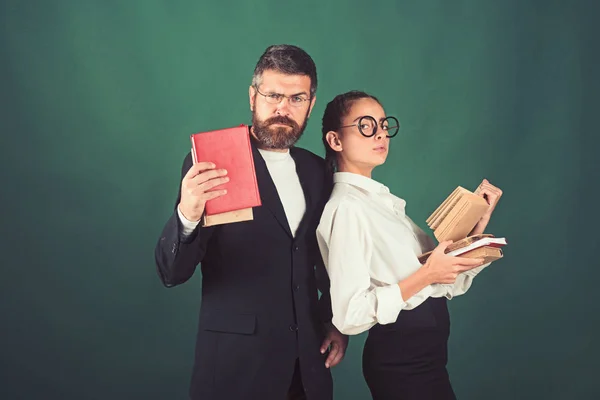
[155,139,334,400]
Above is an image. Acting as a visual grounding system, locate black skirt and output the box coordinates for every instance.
[362,297,456,400]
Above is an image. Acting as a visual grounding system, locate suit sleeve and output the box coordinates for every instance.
[316,254,333,324]
[154,152,215,287]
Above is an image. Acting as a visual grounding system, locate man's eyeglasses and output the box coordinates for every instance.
[340,116,400,138]
[254,86,311,108]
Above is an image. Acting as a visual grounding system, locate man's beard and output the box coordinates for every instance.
[251,111,309,150]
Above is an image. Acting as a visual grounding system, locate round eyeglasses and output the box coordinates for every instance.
[340,116,400,138]
[254,86,311,108]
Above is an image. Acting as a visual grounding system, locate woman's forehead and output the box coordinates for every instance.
[347,98,385,119]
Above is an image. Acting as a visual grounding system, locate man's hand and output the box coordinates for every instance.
[178,161,229,222]
[320,323,348,368]
[470,178,503,235]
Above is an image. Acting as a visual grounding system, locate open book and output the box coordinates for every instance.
[426,186,489,242]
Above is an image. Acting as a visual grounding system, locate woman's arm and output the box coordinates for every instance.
[316,202,440,335]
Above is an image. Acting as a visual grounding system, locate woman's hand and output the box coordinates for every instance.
[470,179,503,235]
[422,241,484,284]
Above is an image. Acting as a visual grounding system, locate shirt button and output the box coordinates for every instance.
[289,324,298,332]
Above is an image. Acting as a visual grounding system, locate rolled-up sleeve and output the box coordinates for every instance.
[443,262,491,299]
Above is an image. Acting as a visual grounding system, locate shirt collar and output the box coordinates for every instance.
[258,148,291,162]
[334,172,407,216]
[333,172,390,194]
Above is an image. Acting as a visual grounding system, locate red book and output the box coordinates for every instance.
[190,124,261,220]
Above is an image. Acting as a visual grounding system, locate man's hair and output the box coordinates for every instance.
[252,44,317,98]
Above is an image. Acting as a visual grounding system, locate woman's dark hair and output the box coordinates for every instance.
[321,90,381,176]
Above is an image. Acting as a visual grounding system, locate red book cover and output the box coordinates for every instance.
[190,124,261,216]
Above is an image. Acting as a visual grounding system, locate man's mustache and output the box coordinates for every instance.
[265,116,297,128]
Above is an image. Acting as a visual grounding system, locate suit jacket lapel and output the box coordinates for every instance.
[251,142,294,238]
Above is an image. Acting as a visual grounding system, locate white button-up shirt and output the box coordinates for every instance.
[316,172,489,335]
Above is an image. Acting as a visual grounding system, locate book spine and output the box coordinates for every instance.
[242,125,261,206]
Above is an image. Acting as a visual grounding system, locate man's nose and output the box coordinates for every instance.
[275,97,291,115]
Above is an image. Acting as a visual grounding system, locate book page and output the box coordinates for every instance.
[427,187,462,225]
[431,189,469,229]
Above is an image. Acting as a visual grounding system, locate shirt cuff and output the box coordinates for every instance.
[440,283,456,300]
[464,262,491,277]
[429,283,452,299]
[177,205,200,237]
[374,284,406,325]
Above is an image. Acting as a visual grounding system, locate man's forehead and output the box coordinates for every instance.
[259,70,311,92]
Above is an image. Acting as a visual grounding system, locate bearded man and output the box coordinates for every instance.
[154,44,348,400]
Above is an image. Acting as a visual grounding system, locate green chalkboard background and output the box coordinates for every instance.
[1,0,598,398]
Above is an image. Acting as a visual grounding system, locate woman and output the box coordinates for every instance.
[316,91,503,399]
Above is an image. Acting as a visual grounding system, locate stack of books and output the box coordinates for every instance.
[418,186,507,263]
